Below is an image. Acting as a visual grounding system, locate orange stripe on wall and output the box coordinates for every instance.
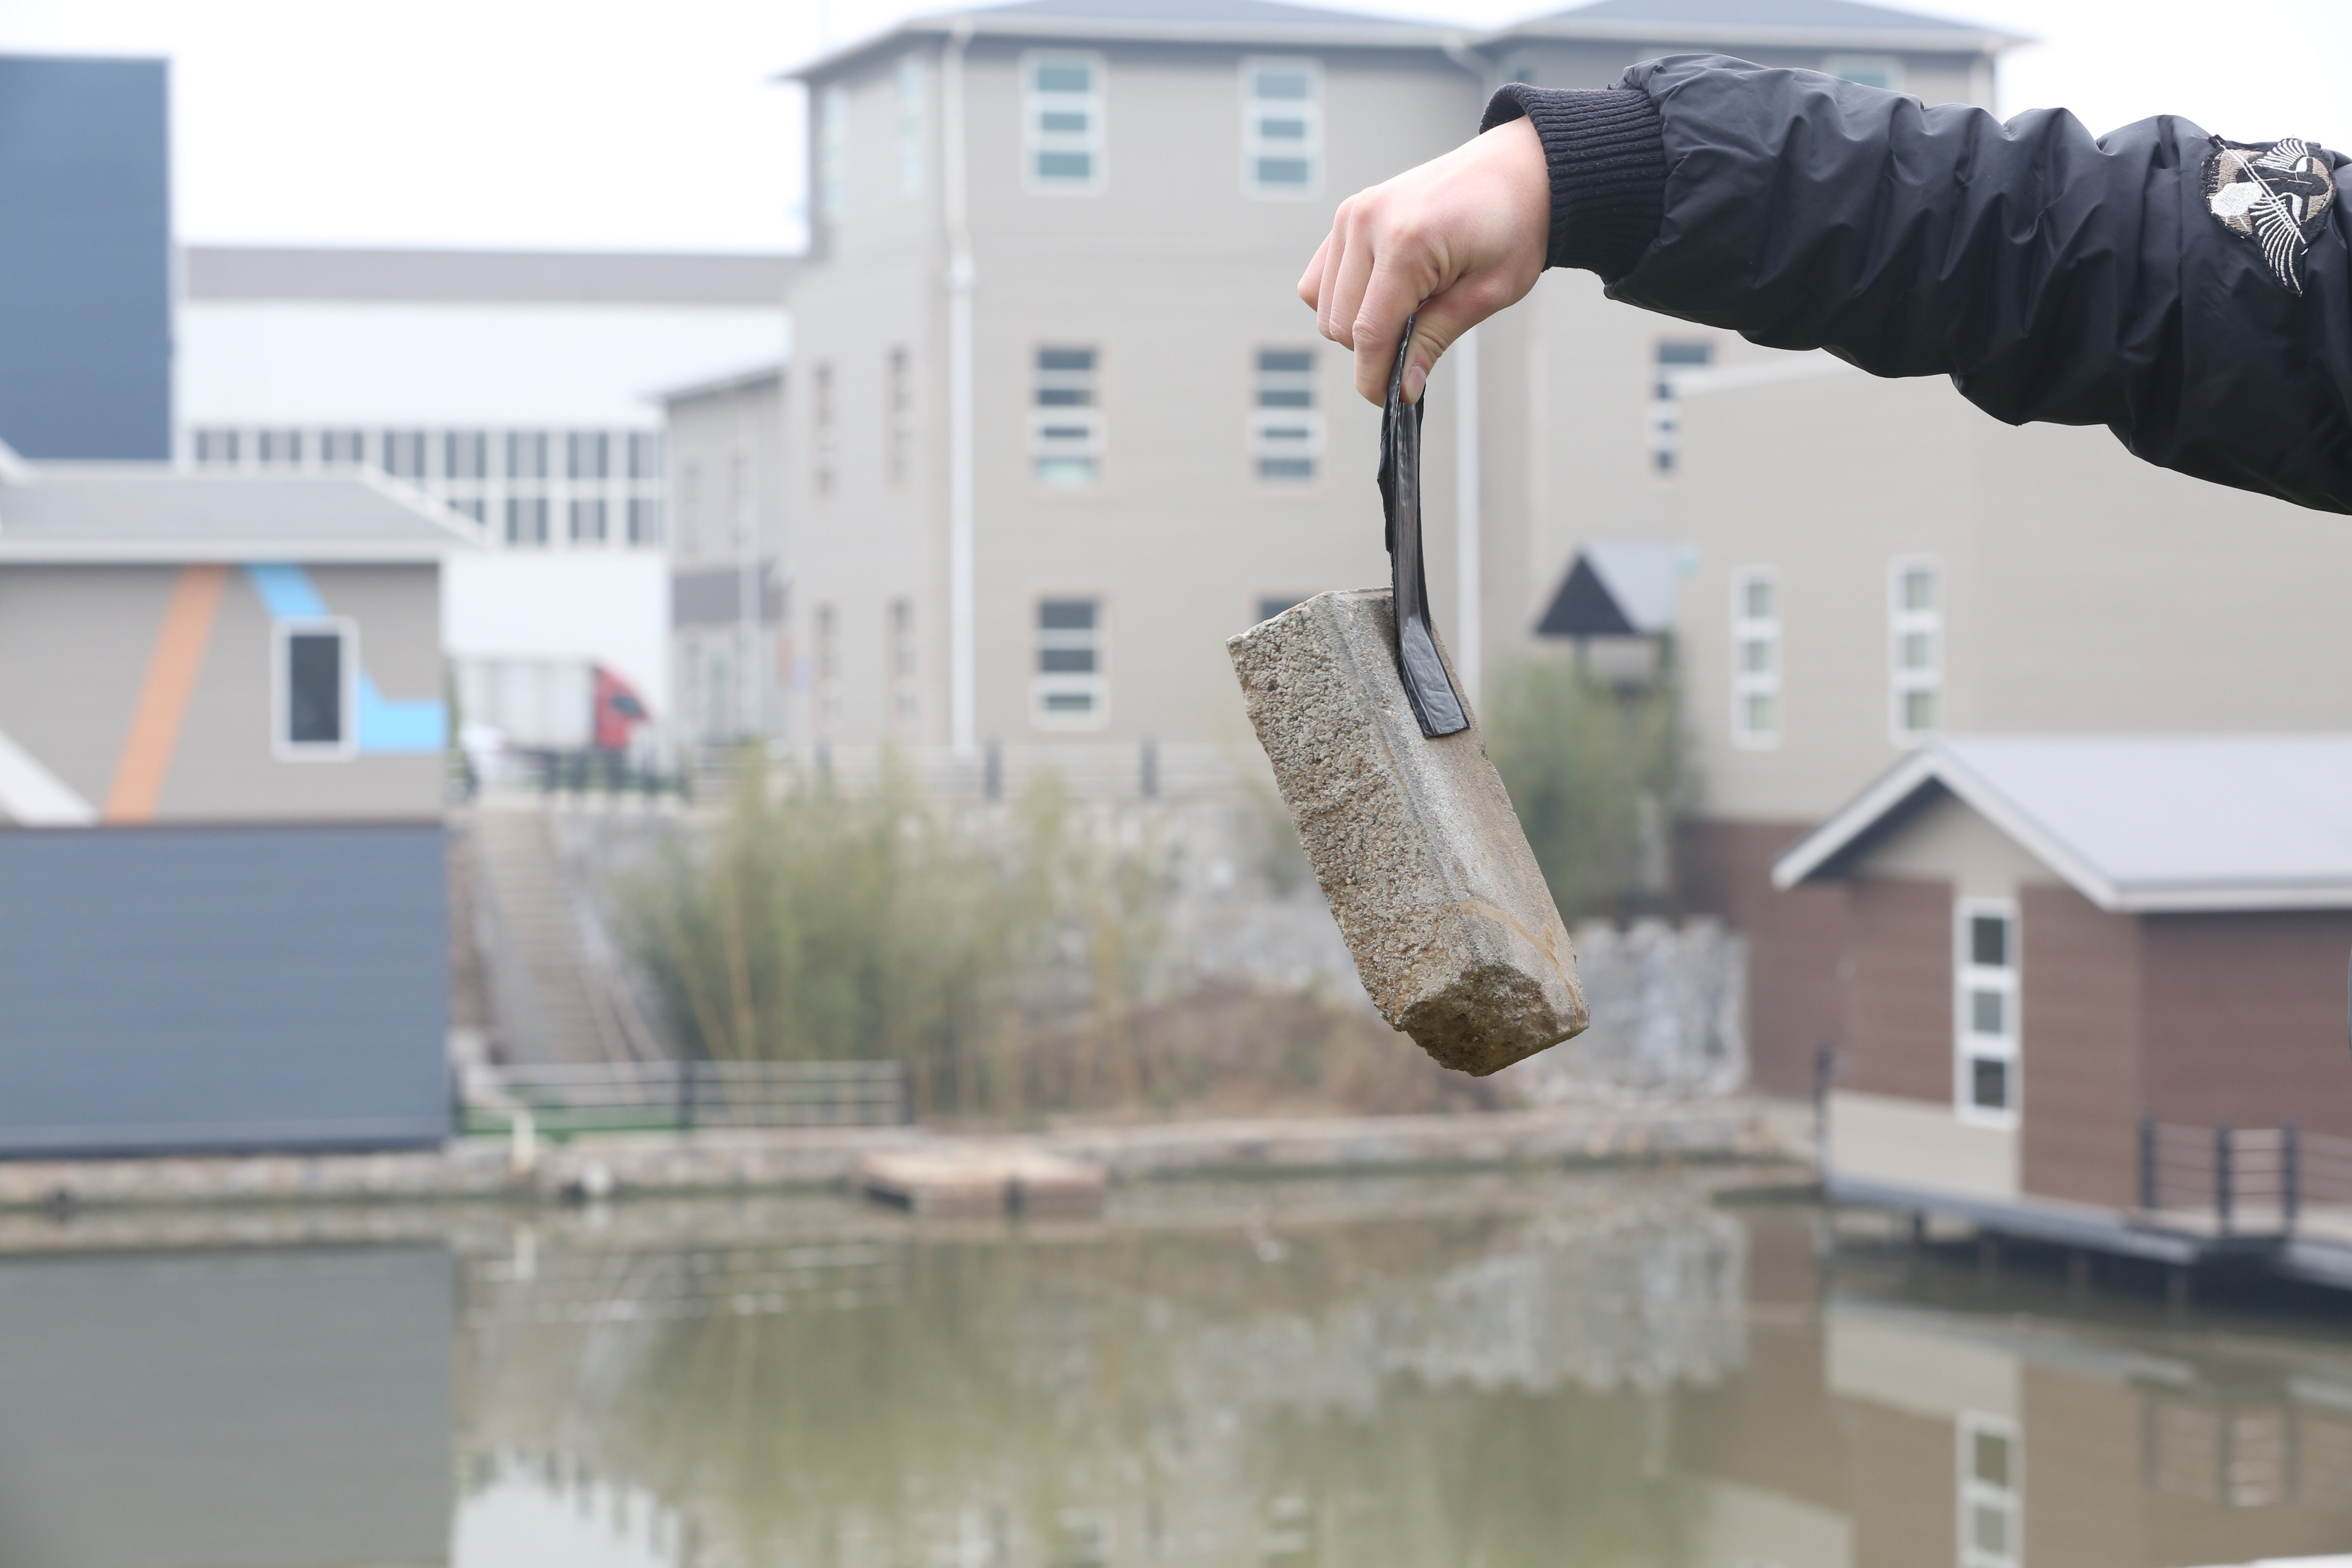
[103,564,230,823]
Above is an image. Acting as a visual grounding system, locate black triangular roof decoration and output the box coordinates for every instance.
[1535,554,1638,638]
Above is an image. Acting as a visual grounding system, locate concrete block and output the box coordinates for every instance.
[1228,588,1586,1074]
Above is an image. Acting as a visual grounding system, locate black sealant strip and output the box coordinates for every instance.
[1379,320,1469,738]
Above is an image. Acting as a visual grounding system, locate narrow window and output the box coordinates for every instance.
[889,598,917,724]
[194,429,241,466]
[886,347,913,487]
[815,603,840,735]
[1958,1413,2020,1568]
[275,619,356,759]
[382,430,429,480]
[627,497,662,545]
[819,84,850,222]
[504,497,549,546]
[1955,898,2019,1125]
[1826,55,1904,92]
[320,430,365,466]
[258,430,303,467]
[506,431,548,481]
[897,56,926,196]
[1241,58,1321,196]
[627,431,663,479]
[1252,347,1320,482]
[1034,597,1106,726]
[1024,53,1105,193]
[1649,340,1713,475]
[567,430,609,481]
[1891,556,1942,742]
[813,363,838,497]
[569,498,607,543]
[678,461,702,557]
[1033,346,1101,487]
[1730,566,1782,748]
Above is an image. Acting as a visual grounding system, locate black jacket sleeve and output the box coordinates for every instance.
[1482,56,2352,514]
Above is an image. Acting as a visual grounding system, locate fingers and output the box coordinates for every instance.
[1321,207,1378,352]
[1296,234,1330,310]
[1350,257,1425,404]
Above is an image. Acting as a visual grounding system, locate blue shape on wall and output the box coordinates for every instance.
[243,564,446,753]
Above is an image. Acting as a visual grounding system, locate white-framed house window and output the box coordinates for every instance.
[889,598,917,727]
[1957,1412,2021,1568]
[274,618,358,760]
[1033,597,1107,728]
[1032,345,1102,488]
[1955,897,2019,1127]
[1022,52,1105,193]
[1241,57,1320,196]
[886,346,913,487]
[1890,555,1941,743]
[897,55,926,196]
[1826,54,1905,92]
[1252,347,1320,482]
[1730,566,1782,748]
[819,83,850,222]
[1649,339,1713,474]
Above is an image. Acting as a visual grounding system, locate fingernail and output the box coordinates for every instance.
[1404,362,1426,403]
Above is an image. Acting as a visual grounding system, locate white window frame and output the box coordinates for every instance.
[1032,597,1109,731]
[1240,56,1321,198]
[1022,51,1106,195]
[273,617,359,762]
[1250,345,1321,484]
[1826,54,1905,93]
[1729,566,1782,749]
[1957,1412,2021,1568]
[1032,345,1103,489]
[1889,554,1942,745]
[896,55,926,197]
[1954,896,2020,1129]
[818,84,850,223]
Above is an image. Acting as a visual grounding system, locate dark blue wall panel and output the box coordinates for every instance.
[0,56,174,460]
[0,825,450,1154]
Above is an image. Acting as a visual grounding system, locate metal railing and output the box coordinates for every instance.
[2139,1117,2352,1235]
[462,1060,909,1137]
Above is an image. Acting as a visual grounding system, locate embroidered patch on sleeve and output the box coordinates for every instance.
[2206,137,2338,295]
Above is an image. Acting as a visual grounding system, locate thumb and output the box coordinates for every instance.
[1401,273,1511,402]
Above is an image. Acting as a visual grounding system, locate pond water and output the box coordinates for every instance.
[1,1170,2350,1567]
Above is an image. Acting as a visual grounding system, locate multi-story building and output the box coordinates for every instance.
[658,364,787,745]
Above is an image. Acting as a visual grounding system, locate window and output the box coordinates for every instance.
[813,363,838,497]
[568,431,608,481]
[1033,346,1102,487]
[1242,58,1321,196]
[1730,566,1782,748]
[1023,53,1105,192]
[897,56,926,196]
[889,598,916,724]
[628,432,662,479]
[505,497,549,546]
[1955,898,2019,1125]
[819,84,850,222]
[1252,347,1321,481]
[320,430,365,466]
[274,619,356,759]
[1034,598,1106,726]
[678,461,702,556]
[258,430,303,467]
[444,431,487,480]
[194,429,240,466]
[1826,54,1904,92]
[1257,595,1304,623]
[1958,1414,2020,1568]
[627,497,662,545]
[886,347,913,486]
[506,431,548,481]
[1890,556,1941,742]
[1649,340,1712,474]
[570,498,607,543]
[815,604,840,735]
[383,431,429,480]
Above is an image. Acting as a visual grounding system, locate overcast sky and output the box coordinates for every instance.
[3,0,2348,253]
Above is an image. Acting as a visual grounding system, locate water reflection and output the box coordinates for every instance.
[1,1173,2349,1566]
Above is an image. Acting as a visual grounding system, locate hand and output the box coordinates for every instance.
[1297,115,1550,405]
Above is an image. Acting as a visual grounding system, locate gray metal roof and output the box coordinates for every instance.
[1537,0,1980,30]
[183,247,795,307]
[1773,736,2352,912]
[0,467,482,562]
[976,0,1406,23]
[1500,0,2024,50]
[653,362,786,407]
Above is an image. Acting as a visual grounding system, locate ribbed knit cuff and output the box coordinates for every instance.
[1480,84,1666,283]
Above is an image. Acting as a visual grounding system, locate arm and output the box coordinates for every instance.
[1306,55,2352,513]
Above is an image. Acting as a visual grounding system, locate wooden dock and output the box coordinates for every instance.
[855,1147,1107,1217]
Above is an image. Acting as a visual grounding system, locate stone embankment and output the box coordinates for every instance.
[0,1098,1806,1212]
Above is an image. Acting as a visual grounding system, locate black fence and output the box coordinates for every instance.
[463,1060,909,1137]
[2140,1117,2352,1234]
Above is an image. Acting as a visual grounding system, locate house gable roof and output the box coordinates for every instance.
[0,466,483,563]
[1772,736,2352,912]
[1495,0,2025,52]
[1535,541,1682,638]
